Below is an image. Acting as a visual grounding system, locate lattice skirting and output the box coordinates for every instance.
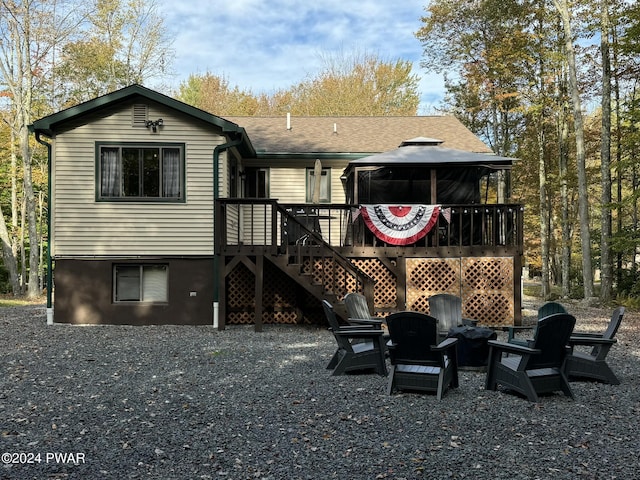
[226,259,323,325]
[351,258,397,316]
[406,257,515,326]
[225,255,515,326]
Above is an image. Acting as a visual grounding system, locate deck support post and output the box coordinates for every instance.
[255,255,264,332]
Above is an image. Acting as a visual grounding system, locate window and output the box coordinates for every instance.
[244,167,269,198]
[306,167,330,203]
[114,265,168,302]
[98,144,184,201]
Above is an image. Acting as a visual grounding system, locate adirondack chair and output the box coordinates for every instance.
[322,300,387,376]
[505,301,568,347]
[485,313,576,402]
[428,293,477,339]
[386,311,459,399]
[343,292,389,348]
[343,292,384,329]
[565,307,625,385]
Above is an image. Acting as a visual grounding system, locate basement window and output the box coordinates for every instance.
[114,265,168,303]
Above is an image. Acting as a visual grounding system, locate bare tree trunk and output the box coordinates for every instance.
[538,127,551,299]
[0,1,49,298]
[20,121,40,297]
[634,164,639,273]
[0,207,21,295]
[629,85,639,273]
[20,196,26,292]
[600,0,613,302]
[6,130,23,293]
[560,103,571,298]
[553,0,595,299]
[612,27,623,288]
[10,130,18,251]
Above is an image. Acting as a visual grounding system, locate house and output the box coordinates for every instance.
[30,84,523,327]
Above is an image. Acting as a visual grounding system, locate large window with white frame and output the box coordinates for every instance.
[114,264,168,303]
[97,143,185,201]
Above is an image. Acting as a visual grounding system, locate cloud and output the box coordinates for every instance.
[157,0,443,107]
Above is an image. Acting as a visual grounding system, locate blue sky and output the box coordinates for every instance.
[157,1,445,113]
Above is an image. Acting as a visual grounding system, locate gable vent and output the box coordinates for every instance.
[132,104,148,126]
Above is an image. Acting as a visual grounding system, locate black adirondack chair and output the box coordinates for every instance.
[322,300,387,376]
[386,311,459,399]
[505,301,568,347]
[485,313,576,402]
[565,307,625,385]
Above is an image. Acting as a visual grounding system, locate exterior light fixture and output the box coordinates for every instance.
[145,118,163,132]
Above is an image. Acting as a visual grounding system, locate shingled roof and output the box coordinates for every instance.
[225,115,493,155]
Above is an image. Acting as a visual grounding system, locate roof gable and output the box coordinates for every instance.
[30,85,494,161]
[30,84,255,156]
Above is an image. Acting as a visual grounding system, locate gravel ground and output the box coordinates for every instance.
[1,300,639,480]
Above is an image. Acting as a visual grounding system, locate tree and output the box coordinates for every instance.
[0,205,20,294]
[54,0,173,106]
[0,0,83,297]
[416,0,559,296]
[416,0,531,156]
[0,0,170,297]
[599,0,613,302]
[260,52,420,115]
[269,51,420,116]
[175,73,261,116]
[177,51,420,117]
[552,0,595,299]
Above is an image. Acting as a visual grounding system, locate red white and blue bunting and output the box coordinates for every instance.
[360,205,441,245]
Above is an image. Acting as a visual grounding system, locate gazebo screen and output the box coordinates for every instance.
[354,166,487,204]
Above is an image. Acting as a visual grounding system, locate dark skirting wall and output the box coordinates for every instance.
[53,258,215,325]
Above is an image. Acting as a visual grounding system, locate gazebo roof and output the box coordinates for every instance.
[345,140,515,171]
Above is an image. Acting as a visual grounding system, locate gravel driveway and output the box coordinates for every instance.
[1,301,638,480]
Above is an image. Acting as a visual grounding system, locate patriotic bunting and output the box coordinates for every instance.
[360,205,441,245]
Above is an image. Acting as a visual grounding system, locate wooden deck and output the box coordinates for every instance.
[216,199,524,330]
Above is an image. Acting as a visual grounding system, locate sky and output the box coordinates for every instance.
[156,0,445,114]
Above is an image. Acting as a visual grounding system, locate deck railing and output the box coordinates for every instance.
[216,199,523,251]
[216,198,376,300]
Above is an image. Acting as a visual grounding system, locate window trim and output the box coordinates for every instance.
[95,142,186,203]
[244,167,270,198]
[113,264,169,304]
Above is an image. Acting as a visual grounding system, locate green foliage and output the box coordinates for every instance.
[54,0,173,106]
[281,52,420,116]
[419,0,640,301]
[616,268,640,298]
[175,73,261,116]
[417,0,537,156]
[0,263,9,294]
[176,51,420,117]
[54,38,123,106]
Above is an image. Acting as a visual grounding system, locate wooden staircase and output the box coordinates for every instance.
[216,199,374,329]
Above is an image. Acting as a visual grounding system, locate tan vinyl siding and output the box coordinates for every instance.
[263,165,348,247]
[330,169,347,203]
[270,168,306,202]
[239,203,275,246]
[52,102,225,257]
